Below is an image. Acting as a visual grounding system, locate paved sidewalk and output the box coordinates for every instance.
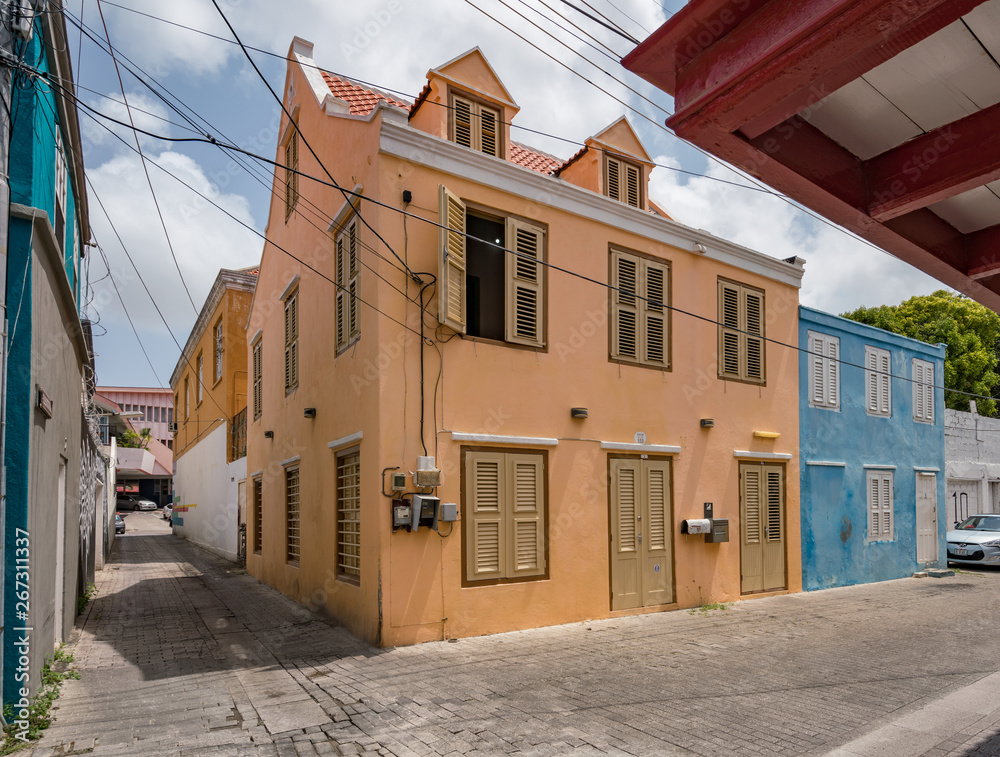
[26,532,1000,756]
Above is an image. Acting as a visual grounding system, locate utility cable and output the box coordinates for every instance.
[555,0,639,43]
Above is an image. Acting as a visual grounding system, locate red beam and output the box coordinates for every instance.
[662,0,984,140]
[865,103,1000,221]
[967,224,1000,280]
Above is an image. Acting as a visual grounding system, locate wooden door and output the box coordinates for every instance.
[916,473,938,564]
[741,463,786,594]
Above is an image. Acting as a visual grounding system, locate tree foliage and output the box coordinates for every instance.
[842,290,1000,417]
[118,430,142,448]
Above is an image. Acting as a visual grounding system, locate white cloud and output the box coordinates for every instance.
[80,90,174,152]
[648,155,945,314]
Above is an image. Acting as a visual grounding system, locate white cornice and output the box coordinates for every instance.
[449,432,558,446]
[379,120,804,288]
[733,451,793,460]
[600,441,681,454]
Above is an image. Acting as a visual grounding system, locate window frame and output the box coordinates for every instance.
[335,446,361,584]
[866,469,894,542]
[604,153,642,208]
[285,465,301,565]
[184,378,190,420]
[284,288,299,394]
[865,345,891,418]
[196,353,204,406]
[609,247,671,370]
[54,127,67,249]
[284,128,299,219]
[461,446,548,587]
[449,91,502,159]
[912,358,934,424]
[717,278,766,385]
[807,331,840,410]
[335,217,361,353]
[214,318,224,385]
[437,186,547,349]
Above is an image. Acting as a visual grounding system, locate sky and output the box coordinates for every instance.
[71,0,946,388]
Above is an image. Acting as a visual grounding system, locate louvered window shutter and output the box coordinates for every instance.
[348,220,360,342]
[437,185,467,334]
[507,454,545,578]
[479,104,500,157]
[466,453,506,581]
[624,162,641,208]
[615,460,638,553]
[453,97,473,149]
[719,282,741,379]
[869,473,881,537]
[827,338,839,408]
[505,219,545,347]
[744,289,764,381]
[913,360,925,421]
[881,475,893,538]
[336,235,346,348]
[642,259,668,367]
[645,461,669,551]
[612,252,639,360]
[879,350,891,415]
[765,468,782,542]
[252,342,262,419]
[866,347,879,413]
[809,334,825,405]
[924,362,934,422]
[743,468,761,544]
[606,157,621,202]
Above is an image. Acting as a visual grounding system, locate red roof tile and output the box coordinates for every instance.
[510,142,564,175]
[321,73,409,116]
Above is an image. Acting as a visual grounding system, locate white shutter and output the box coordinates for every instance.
[867,471,894,541]
[913,359,934,422]
[924,362,934,422]
[437,185,467,334]
[808,333,839,409]
[879,350,891,416]
[505,218,545,347]
[827,338,839,408]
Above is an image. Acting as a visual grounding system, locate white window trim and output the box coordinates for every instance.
[865,345,891,418]
[807,331,839,410]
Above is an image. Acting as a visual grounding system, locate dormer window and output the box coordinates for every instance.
[605,154,641,208]
[451,93,501,158]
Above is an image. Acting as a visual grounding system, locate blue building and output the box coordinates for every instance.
[2,5,98,703]
[799,307,946,591]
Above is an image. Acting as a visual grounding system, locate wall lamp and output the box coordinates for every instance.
[700,418,715,428]
[264,430,274,438]
[304,408,317,419]
[571,407,588,419]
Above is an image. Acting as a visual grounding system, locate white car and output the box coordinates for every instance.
[947,514,1000,567]
[116,493,157,511]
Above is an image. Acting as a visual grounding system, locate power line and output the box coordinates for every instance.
[554,0,639,43]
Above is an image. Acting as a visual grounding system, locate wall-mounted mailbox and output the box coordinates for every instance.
[705,518,729,543]
[681,518,712,535]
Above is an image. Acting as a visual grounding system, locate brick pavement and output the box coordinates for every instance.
[25,530,1000,757]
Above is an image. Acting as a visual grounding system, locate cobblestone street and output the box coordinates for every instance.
[26,526,1000,756]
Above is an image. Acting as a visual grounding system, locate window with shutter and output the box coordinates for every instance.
[450,94,502,158]
[610,249,670,369]
[335,218,361,352]
[807,332,840,410]
[55,129,67,249]
[865,346,891,417]
[196,353,203,405]
[184,377,190,420]
[604,155,643,208]
[464,449,546,583]
[438,186,546,348]
[252,477,262,555]
[912,358,934,423]
[285,130,299,218]
[284,290,299,393]
[718,279,766,383]
[214,319,224,384]
[252,340,262,420]
[867,470,894,541]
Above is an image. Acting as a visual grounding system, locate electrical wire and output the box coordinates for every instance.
[554,0,639,43]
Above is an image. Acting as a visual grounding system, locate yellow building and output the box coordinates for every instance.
[171,266,257,561]
[246,40,804,646]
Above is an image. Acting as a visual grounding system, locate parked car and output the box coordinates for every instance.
[162,504,172,522]
[115,513,125,534]
[116,493,157,511]
[947,514,1000,567]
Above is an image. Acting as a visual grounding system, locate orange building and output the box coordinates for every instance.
[171,266,257,561]
[246,40,804,646]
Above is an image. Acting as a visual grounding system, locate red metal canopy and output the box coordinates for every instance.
[623,0,1000,310]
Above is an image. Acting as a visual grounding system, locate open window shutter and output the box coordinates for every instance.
[466,452,506,581]
[612,251,639,360]
[743,288,764,381]
[479,104,500,157]
[719,281,741,378]
[505,218,544,347]
[879,350,891,415]
[453,96,473,149]
[827,338,839,408]
[606,157,621,202]
[506,454,545,578]
[624,162,641,207]
[438,185,467,334]
[336,235,346,348]
[348,220,359,341]
[283,301,292,389]
[642,259,668,366]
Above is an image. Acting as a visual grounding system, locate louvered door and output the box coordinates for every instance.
[611,458,673,610]
[741,463,786,594]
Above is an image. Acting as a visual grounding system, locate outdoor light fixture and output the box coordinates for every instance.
[304,408,316,418]
[700,419,714,428]
[264,430,274,438]
[571,407,588,419]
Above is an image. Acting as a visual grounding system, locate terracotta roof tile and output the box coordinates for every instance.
[321,73,409,116]
[510,141,564,175]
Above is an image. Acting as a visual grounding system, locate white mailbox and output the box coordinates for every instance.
[681,518,712,535]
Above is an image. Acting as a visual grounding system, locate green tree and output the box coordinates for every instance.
[842,290,1000,416]
[138,427,152,449]
[118,430,142,448]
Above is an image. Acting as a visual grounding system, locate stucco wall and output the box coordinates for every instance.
[174,423,243,561]
[945,408,1000,518]
[799,307,946,591]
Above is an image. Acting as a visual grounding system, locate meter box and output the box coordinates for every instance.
[410,494,440,532]
[705,518,729,543]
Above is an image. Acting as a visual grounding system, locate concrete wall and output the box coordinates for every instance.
[799,307,946,591]
[945,408,1000,521]
[174,423,244,561]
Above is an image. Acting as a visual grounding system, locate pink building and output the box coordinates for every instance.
[98,386,174,450]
